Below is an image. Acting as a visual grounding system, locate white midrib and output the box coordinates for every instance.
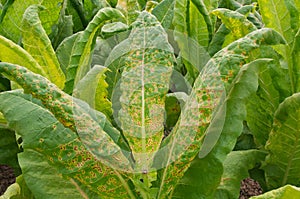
[141,26,146,172]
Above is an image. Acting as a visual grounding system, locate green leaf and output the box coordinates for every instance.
[50,0,74,50]
[101,21,129,38]
[91,37,113,67]
[156,29,286,199]
[262,93,300,189]
[11,175,35,199]
[152,0,175,29]
[22,5,65,89]
[0,91,136,198]
[73,65,113,119]
[173,0,212,84]
[64,7,125,94]
[0,126,21,176]
[164,93,183,129]
[38,0,63,35]
[292,28,300,93]
[117,11,174,173]
[56,32,82,75]
[215,150,267,199]
[250,185,300,199]
[246,60,280,148]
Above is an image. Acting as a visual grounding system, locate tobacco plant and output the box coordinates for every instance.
[0,0,299,199]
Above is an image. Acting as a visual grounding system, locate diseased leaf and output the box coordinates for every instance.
[263,93,300,189]
[156,29,286,199]
[22,5,65,89]
[18,150,88,199]
[0,62,132,172]
[0,91,136,198]
[117,11,174,173]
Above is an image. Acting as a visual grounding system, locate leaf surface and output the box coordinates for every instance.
[263,93,300,189]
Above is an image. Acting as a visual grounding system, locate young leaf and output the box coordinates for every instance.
[64,7,125,94]
[263,93,300,189]
[117,11,174,172]
[22,5,66,89]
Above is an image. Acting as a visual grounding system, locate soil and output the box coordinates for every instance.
[239,178,263,199]
[0,164,16,195]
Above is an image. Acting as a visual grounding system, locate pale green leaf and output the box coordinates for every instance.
[250,185,300,199]
[22,5,65,89]
[0,0,41,43]
[56,32,82,74]
[73,65,112,119]
[173,0,211,84]
[211,8,257,40]
[0,35,47,78]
